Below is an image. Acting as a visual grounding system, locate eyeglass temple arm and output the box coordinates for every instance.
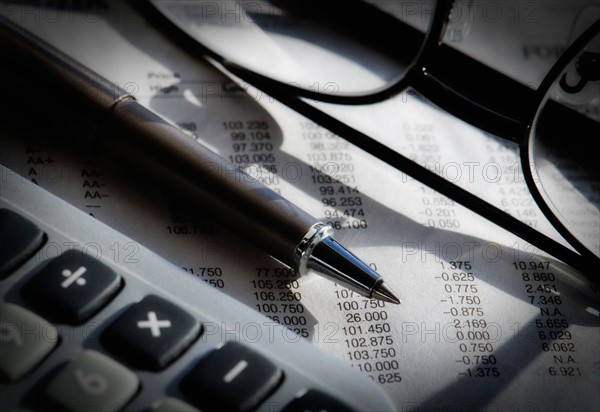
[134,0,546,143]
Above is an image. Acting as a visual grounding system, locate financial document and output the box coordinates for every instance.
[1,2,598,411]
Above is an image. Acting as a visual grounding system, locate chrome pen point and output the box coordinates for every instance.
[295,223,401,304]
[371,281,401,305]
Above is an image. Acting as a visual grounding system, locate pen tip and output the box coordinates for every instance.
[372,281,401,305]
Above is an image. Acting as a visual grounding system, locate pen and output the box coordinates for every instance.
[0,16,400,304]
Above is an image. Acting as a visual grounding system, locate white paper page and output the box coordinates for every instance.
[1,2,598,411]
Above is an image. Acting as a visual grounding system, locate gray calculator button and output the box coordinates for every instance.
[181,341,283,411]
[101,295,200,370]
[22,250,121,324]
[0,304,58,382]
[0,209,45,279]
[281,389,354,412]
[45,350,138,412]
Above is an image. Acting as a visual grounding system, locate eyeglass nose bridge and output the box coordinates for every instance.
[403,0,536,144]
[409,1,600,148]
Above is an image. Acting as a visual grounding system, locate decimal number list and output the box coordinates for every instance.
[334,285,402,385]
[251,267,309,338]
[437,261,501,378]
[403,123,462,231]
[513,261,581,378]
[223,119,281,192]
[301,121,368,232]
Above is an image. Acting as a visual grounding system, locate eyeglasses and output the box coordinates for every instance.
[137,0,600,280]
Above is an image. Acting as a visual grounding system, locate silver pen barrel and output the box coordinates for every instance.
[0,15,400,303]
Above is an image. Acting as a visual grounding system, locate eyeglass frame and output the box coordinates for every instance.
[136,0,600,280]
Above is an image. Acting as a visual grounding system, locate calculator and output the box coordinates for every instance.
[0,163,397,412]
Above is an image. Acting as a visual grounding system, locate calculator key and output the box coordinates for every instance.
[45,350,138,412]
[180,341,283,412]
[151,397,199,411]
[281,389,354,412]
[0,304,58,382]
[21,249,121,324]
[0,209,45,279]
[101,295,200,370]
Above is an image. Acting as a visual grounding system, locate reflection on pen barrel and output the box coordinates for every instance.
[102,97,316,264]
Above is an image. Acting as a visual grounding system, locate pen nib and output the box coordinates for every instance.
[305,235,401,304]
[371,282,401,305]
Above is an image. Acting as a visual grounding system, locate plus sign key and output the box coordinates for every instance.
[21,250,121,324]
[101,295,201,370]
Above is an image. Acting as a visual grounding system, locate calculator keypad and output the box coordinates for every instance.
[0,205,386,411]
